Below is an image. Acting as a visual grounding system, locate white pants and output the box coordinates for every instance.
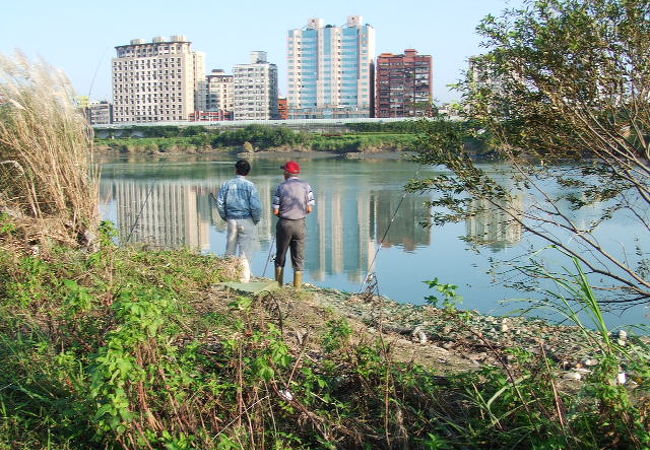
[225,218,258,283]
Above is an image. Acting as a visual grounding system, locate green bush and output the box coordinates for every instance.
[211,125,305,149]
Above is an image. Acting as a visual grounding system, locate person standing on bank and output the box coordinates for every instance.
[216,159,262,283]
[272,160,315,289]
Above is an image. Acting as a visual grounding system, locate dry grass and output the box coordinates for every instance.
[0,51,99,247]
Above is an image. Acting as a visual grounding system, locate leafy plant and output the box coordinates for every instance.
[424,278,463,310]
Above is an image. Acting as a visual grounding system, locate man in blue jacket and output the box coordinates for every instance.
[216,159,262,283]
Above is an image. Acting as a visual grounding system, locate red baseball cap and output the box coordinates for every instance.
[281,160,301,174]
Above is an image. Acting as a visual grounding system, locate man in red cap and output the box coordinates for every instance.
[272,160,315,288]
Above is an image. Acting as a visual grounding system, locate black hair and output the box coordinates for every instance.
[235,159,251,176]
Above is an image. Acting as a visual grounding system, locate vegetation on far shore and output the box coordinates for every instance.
[93,121,490,157]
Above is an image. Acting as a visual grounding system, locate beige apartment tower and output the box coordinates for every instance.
[112,36,205,123]
[206,69,234,117]
[233,51,279,120]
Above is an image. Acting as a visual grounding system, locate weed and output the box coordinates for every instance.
[0,234,647,448]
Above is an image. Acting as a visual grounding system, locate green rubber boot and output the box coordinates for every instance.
[275,266,284,287]
[293,271,303,290]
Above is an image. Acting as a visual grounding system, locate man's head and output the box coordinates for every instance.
[235,159,251,176]
[281,160,301,176]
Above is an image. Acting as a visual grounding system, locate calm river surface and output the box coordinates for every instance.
[99,154,649,328]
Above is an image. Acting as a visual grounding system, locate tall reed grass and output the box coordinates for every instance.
[0,52,99,246]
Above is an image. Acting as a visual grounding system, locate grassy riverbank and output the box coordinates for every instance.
[0,217,648,448]
[94,123,469,156]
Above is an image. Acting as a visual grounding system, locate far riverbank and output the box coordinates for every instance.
[93,121,494,159]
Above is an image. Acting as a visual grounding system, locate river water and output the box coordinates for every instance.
[99,154,649,328]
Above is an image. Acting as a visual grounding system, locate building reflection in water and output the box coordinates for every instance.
[371,192,431,251]
[100,176,433,282]
[114,181,212,250]
[465,196,524,251]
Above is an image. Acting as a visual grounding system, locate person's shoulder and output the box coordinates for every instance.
[243,178,258,189]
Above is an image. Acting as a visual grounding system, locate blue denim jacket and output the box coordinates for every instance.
[216,176,262,224]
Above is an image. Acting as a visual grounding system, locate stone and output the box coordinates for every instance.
[563,372,582,381]
[412,329,428,344]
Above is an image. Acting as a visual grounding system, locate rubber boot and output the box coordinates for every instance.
[293,271,303,290]
[275,266,284,287]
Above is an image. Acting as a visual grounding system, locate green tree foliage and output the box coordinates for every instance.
[211,124,305,149]
[346,120,437,133]
[410,0,650,302]
[131,125,181,138]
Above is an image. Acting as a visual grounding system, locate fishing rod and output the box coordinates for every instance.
[123,170,164,244]
[359,164,424,294]
[262,236,276,278]
[359,193,408,294]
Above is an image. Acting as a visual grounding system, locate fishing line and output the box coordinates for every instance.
[87,47,110,99]
[123,171,161,244]
[359,163,424,294]
[262,236,276,277]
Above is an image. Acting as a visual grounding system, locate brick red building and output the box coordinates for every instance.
[375,49,433,118]
[278,97,289,120]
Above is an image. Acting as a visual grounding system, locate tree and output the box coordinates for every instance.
[410,0,650,304]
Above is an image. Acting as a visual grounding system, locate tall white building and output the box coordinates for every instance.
[233,51,279,120]
[112,36,205,123]
[287,16,376,119]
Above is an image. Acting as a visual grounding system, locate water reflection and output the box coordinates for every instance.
[100,174,440,283]
[465,196,524,251]
[99,157,648,327]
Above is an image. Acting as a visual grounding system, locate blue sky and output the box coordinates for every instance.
[1,0,524,103]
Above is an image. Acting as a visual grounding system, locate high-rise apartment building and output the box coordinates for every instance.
[233,51,279,120]
[205,69,233,119]
[287,16,375,119]
[375,49,433,118]
[112,36,205,123]
[85,101,113,125]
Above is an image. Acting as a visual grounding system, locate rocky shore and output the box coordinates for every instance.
[213,277,648,386]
